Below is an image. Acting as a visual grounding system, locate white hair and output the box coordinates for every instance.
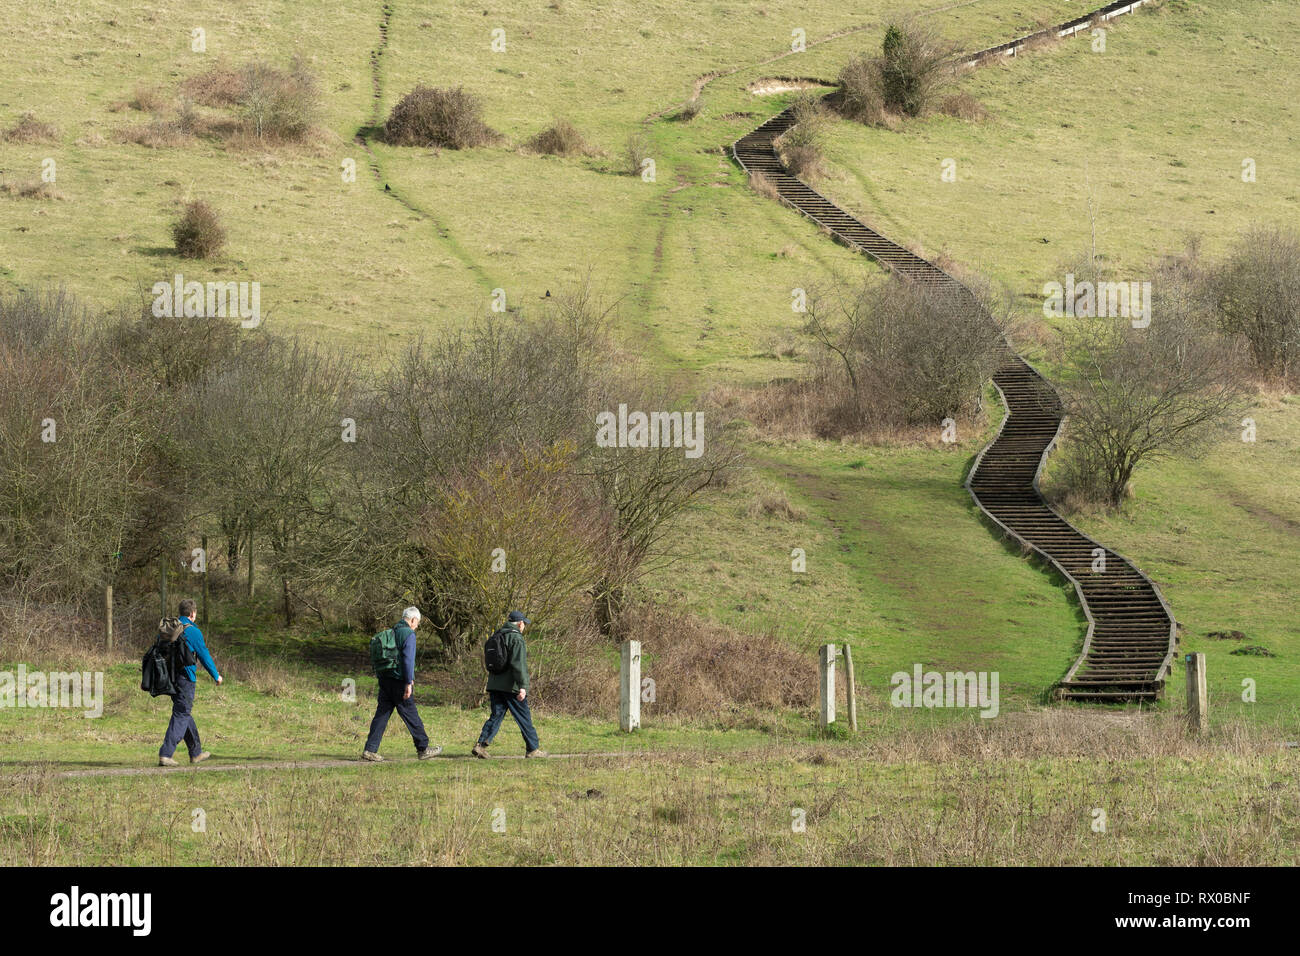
[402,607,421,624]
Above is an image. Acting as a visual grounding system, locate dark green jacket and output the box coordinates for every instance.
[485,622,529,693]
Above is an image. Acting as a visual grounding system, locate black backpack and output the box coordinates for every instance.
[140,618,196,697]
[483,626,512,675]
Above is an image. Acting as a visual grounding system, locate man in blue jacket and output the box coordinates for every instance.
[362,607,442,761]
[159,599,222,767]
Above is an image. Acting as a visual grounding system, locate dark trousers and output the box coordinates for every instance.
[364,677,429,754]
[478,690,540,752]
[160,677,201,759]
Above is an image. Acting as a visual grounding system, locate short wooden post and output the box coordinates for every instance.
[620,640,641,732]
[842,644,857,733]
[201,535,209,630]
[104,585,113,651]
[819,644,836,729]
[1186,652,1208,734]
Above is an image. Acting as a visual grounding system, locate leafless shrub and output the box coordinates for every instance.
[938,91,988,122]
[746,488,807,521]
[673,96,704,122]
[180,61,248,107]
[129,84,169,112]
[117,117,193,149]
[623,130,651,176]
[0,180,66,200]
[171,199,226,258]
[1209,223,1300,388]
[774,91,826,180]
[837,21,961,123]
[877,21,958,116]
[529,604,818,722]
[748,171,781,202]
[836,54,891,126]
[418,443,613,643]
[238,56,320,142]
[620,605,815,720]
[383,84,498,148]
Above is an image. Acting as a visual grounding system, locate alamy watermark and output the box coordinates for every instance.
[595,404,704,458]
[152,273,262,328]
[1,665,103,718]
[1042,273,1151,328]
[889,664,999,718]
[49,886,150,936]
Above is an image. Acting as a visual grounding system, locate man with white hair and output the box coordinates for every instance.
[362,607,442,761]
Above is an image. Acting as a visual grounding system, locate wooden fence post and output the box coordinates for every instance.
[1186,652,1208,735]
[842,643,857,733]
[200,535,209,629]
[105,585,113,651]
[819,644,836,730]
[620,640,641,732]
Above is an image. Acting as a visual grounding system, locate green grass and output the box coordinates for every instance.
[8,752,1298,866]
[2,661,1295,865]
[645,407,1085,711]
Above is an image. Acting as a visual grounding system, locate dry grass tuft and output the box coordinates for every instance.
[748,171,781,202]
[179,62,247,107]
[2,112,58,144]
[938,91,989,122]
[128,84,169,112]
[0,180,67,201]
[524,118,594,157]
[746,488,807,521]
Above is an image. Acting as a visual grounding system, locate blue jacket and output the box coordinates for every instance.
[394,621,416,685]
[179,617,220,684]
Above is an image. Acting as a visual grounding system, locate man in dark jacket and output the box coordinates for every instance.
[472,611,547,758]
[159,599,221,767]
[362,607,442,762]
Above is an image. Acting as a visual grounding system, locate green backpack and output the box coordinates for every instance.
[369,628,403,679]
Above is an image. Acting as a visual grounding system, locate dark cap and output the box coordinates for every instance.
[507,610,531,625]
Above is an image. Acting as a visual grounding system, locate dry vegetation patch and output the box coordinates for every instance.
[0,180,66,201]
[383,84,500,149]
[524,118,595,157]
[1,112,58,144]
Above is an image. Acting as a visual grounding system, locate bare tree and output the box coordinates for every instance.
[1054,264,1249,507]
